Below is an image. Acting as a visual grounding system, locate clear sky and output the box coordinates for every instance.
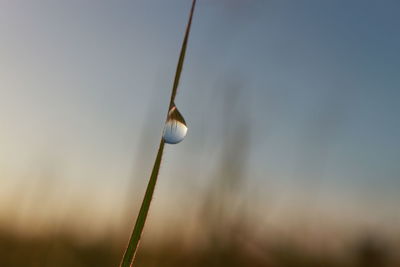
[0,0,399,239]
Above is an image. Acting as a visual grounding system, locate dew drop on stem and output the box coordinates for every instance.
[163,105,188,144]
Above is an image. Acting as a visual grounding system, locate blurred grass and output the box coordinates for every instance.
[2,78,399,267]
[1,97,399,267]
[0,227,398,267]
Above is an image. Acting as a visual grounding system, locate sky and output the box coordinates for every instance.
[0,0,399,239]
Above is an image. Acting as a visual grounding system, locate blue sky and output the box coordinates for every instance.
[0,0,399,237]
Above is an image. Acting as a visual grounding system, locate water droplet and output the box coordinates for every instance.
[163,105,188,144]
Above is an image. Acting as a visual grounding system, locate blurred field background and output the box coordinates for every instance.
[1,0,400,266]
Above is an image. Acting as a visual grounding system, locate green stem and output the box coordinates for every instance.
[120,1,197,266]
[120,139,165,267]
[169,0,197,109]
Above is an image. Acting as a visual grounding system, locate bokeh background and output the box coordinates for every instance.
[0,0,399,266]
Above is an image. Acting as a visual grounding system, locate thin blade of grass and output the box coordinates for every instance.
[169,0,197,108]
[120,1,197,266]
[120,139,165,267]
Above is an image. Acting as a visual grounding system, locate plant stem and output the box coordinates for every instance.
[169,0,197,109]
[120,1,197,266]
[120,139,165,267]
